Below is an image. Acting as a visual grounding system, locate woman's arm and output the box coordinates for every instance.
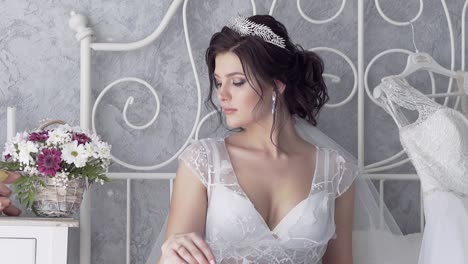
[322,182,355,264]
[157,160,214,264]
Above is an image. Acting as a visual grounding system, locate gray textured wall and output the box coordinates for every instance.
[1,0,466,263]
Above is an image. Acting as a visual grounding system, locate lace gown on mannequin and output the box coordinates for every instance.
[376,76,468,264]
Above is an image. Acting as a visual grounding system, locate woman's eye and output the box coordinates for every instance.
[214,81,221,89]
[233,80,245,87]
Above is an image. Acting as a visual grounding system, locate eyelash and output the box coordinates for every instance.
[233,80,245,87]
[214,80,245,89]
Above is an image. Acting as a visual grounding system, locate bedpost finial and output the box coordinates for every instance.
[69,11,88,32]
[69,11,94,41]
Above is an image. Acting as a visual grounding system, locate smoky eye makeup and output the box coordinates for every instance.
[233,79,246,87]
[214,79,221,89]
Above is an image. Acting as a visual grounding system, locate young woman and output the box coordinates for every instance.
[149,15,410,264]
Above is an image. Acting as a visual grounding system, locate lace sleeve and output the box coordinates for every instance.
[331,151,359,198]
[376,77,443,127]
[178,140,211,187]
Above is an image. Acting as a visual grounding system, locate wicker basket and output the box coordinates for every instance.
[31,120,86,218]
[32,176,86,217]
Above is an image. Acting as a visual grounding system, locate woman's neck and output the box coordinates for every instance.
[235,115,303,158]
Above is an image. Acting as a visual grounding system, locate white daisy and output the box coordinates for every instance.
[46,128,72,146]
[84,142,100,159]
[96,141,111,160]
[89,132,101,143]
[11,132,29,144]
[62,141,89,168]
[17,141,39,165]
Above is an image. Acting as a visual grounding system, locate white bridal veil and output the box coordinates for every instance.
[145,116,420,264]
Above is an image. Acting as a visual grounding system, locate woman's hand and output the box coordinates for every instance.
[160,232,216,264]
[0,170,22,216]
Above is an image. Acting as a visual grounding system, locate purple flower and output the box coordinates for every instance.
[4,154,11,161]
[29,131,49,142]
[37,148,61,177]
[72,133,91,145]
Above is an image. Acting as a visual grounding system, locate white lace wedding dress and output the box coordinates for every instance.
[376,76,468,264]
[145,117,421,264]
[178,138,357,263]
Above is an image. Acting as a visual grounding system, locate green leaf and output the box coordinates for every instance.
[13,175,29,185]
[0,161,21,171]
[12,175,42,209]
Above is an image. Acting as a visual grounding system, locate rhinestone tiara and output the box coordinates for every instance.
[227,15,286,49]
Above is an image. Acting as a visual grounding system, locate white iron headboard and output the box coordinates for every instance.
[5,1,467,263]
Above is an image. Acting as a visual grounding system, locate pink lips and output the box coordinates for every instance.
[223,108,237,115]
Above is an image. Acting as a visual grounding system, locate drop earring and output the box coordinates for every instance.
[271,94,276,114]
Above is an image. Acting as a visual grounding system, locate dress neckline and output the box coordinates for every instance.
[221,138,319,233]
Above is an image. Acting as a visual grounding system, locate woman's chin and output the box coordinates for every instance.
[225,120,237,129]
[225,118,242,129]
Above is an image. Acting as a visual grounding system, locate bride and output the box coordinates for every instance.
[148,15,414,264]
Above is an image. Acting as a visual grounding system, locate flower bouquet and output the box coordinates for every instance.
[0,120,111,217]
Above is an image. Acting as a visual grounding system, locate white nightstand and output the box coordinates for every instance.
[0,217,79,264]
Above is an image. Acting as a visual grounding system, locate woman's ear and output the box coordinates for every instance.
[274,80,286,94]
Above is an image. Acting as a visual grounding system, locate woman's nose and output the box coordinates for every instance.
[217,84,230,102]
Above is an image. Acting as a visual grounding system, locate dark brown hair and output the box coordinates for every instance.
[205,15,329,139]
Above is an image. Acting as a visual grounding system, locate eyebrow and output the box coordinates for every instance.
[214,72,245,78]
